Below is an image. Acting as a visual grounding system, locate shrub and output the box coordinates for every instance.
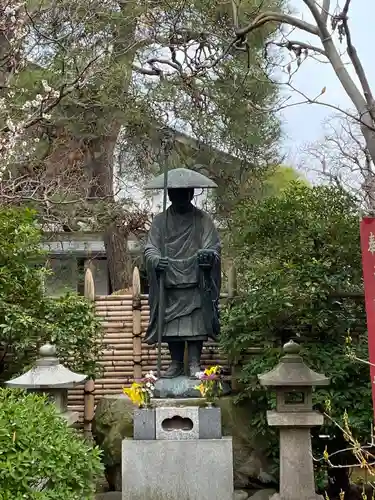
[0,388,103,499]
[221,184,372,482]
[0,207,103,380]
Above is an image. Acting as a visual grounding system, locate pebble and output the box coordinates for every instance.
[248,489,277,500]
[234,490,249,500]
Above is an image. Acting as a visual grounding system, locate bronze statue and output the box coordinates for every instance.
[144,169,221,379]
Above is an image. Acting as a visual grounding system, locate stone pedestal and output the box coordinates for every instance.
[154,375,231,399]
[133,403,222,440]
[123,402,232,499]
[122,437,233,500]
[267,411,324,500]
[279,427,320,500]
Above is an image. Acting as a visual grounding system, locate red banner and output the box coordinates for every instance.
[360,217,375,418]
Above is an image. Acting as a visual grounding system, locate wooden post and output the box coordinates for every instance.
[132,267,142,380]
[227,262,237,299]
[83,267,95,439]
[227,263,240,392]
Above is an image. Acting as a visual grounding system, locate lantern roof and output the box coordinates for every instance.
[6,343,87,389]
[258,340,330,388]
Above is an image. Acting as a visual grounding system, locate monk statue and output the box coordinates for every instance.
[144,168,221,379]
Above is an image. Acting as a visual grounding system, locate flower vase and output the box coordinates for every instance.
[199,403,222,439]
[133,406,156,440]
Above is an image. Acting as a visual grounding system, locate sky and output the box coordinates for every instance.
[119,0,375,208]
[281,0,375,175]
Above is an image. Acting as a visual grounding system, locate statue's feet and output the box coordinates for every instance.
[162,361,184,379]
[188,363,201,379]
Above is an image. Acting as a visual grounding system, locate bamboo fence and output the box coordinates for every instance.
[67,265,237,427]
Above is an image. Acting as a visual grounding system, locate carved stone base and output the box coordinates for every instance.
[153,375,231,399]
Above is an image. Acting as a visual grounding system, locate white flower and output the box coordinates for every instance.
[42,80,52,92]
[6,119,15,132]
[145,370,158,381]
[145,382,151,388]
[195,371,205,380]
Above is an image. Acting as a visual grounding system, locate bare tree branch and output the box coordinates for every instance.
[236,11,320,38]
[272,40,327,57]
[321,0,331,25]
[301,114,375,209]
[335,0,375,112]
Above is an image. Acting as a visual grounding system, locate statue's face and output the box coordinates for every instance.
[168,188,194,213]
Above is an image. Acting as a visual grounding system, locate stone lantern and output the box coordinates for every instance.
[258,340,330,500]
[6,343,87,426]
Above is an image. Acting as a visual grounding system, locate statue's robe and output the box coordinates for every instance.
[144,205,221,345]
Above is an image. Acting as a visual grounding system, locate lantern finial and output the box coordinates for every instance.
[283,340,301,355]
[39,342,56,357]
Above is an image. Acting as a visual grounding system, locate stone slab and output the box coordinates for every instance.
[270,494,323,500]
[155,406,199,440]
[133,408,155,440]
[154,375,231,398]
[199,407,222,439]
[122,437,233,500]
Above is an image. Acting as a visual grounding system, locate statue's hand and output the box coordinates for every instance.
[156,257,168,272]
[197,249,214,268]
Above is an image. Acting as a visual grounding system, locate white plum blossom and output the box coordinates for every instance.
[0,1,98,179]
[42,80,52,93]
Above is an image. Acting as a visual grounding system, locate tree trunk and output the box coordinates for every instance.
[83,133,137,292]
[86,2,139,292]
[104,222,133,292]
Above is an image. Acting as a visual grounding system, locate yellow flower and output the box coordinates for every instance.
[204,365,221,376]
[195,383,206,397]
[123,383,143,406]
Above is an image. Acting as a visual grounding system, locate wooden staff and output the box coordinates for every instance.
[157,162,168,378]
